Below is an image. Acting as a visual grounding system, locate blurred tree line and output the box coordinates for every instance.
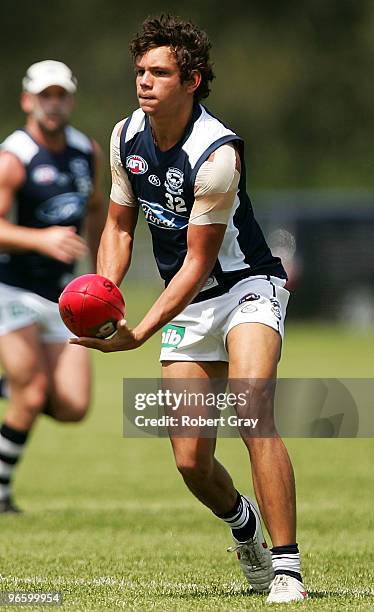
[1,0,374,192]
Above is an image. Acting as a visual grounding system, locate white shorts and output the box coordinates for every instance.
[160,276,289,362]
[0,282,70,343]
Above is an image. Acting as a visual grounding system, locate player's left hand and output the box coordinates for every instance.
[69,319,142,352]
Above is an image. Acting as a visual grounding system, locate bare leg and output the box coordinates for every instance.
[0,336,91,424]
[162,360,237,514]
[43,342,91,422]
[0,325,48,430]
[227,322,296,546]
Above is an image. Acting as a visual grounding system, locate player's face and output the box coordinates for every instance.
[135,46,196,119]
[24,86,74,134]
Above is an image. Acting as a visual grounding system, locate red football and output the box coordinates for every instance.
[58,274,125,338]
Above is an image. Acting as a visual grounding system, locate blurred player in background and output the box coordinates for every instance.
[72,16,307,604]
[0,60,105,512]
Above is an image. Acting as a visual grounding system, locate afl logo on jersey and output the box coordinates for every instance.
[126,155,148,175]
[32,165,59,185]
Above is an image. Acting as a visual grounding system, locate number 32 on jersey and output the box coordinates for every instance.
[165,193,187,213]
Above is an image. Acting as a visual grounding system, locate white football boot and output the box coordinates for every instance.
[227,497,274,593]
[266,574,308,603]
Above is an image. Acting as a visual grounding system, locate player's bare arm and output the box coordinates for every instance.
[94,119,139,282]
[129,144,239,325]
[133,221,226,343]
[71,143,239,351]
[70,140,238,351]
[130,146,240,344]
[84,139,106,268]
[97,200,139,285]
[67,16,306,604]
[0,151,87,263]
[71,220,227,352]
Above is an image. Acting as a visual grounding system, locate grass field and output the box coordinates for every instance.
[0,286,373,610]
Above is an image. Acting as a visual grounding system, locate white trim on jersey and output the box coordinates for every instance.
[1,130,39,164]
[182,106,235,169]
[217,193,250,272]
[109,119,137,207]
[65,126,93,154]
[125,108,146,143]
[118,105,258,272]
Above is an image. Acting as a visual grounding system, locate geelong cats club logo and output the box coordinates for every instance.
[165,167,184,194]
[126,155,148,174]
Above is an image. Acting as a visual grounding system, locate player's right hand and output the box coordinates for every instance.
[39,226,88,263]
[69,319,142,352]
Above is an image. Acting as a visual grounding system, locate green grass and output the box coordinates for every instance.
[0,287,373,610]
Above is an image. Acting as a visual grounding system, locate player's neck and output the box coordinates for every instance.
[25,119,66,153]
[150,104,194,152]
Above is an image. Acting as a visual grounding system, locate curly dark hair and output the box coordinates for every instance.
[130,14,215,101]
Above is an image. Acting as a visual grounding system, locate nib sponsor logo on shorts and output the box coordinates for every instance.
[161,324,185,348]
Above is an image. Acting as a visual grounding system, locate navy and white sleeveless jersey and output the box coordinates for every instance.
[119,104,286,303]
[0,127,95,302]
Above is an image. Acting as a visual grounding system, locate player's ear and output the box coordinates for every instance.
[186,70,202,95]
[20,92,33,114]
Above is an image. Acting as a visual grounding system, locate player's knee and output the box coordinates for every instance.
[53,396,90,422]
[66,402,89,422]
[236,379,273,404]
[20,372,49,415]
[235,380,275,425]
[243,433,280,455]
[176,456,214,481]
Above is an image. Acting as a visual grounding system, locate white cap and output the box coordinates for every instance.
[22,60,77,94]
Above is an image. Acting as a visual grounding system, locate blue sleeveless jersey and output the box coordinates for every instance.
[0,127,95,302]
[120,104,286,303]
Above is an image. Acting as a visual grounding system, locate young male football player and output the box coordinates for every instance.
[0,60,105,512]
[72,16,307,603]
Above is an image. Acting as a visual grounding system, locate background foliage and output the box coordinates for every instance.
[1,0,374,190]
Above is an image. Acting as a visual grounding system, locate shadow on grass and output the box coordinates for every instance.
[164,587,262,600]
[163,587,373,602]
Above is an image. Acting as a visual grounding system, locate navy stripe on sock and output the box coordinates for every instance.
[215,491,241,519]
[274,569,302,582]
[0,453,18,465]
[0,424,29,445]
[271,544,299,555]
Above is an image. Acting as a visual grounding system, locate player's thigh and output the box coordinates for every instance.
[43,342,91,407]
[227,323,279,436]
[227,322,281,379]
[162,360,227,468]
[0,324,47,386]
[162,360,228,379]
